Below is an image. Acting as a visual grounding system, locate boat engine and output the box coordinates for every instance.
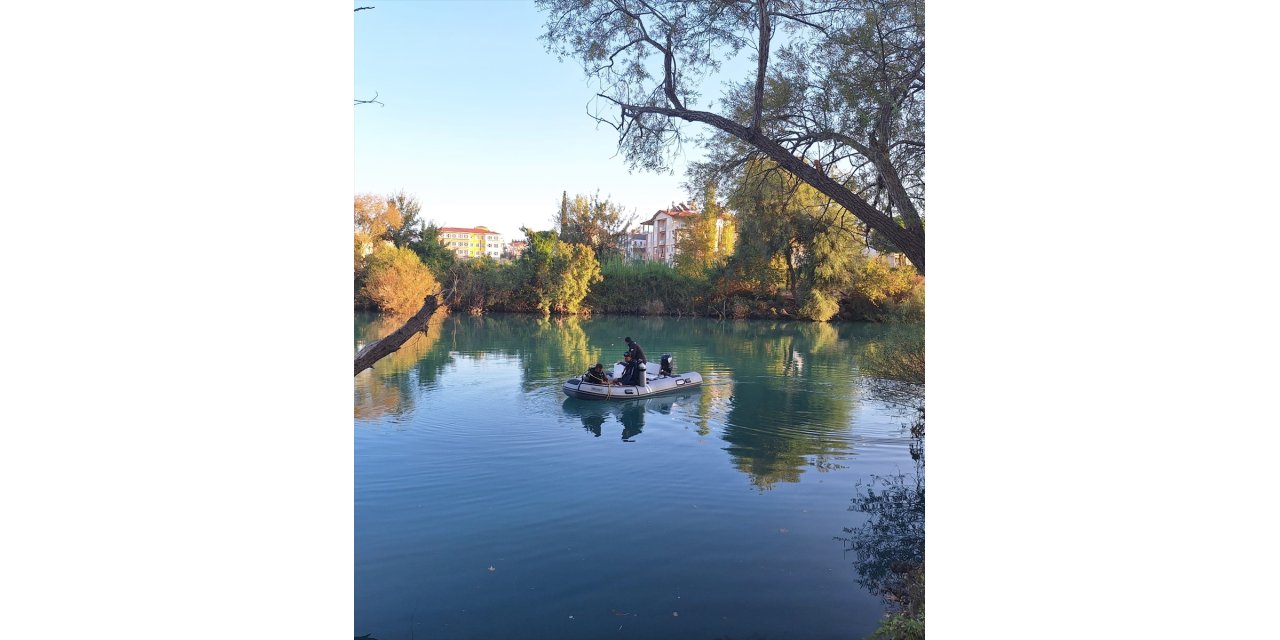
[659,354,673,377]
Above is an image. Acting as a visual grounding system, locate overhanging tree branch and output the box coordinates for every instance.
[355,295,441,375]
[538,0,926,273]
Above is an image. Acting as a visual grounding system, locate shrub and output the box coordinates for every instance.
[799,288,840,322]
[868,611,925,640]
[361,245,440,316]
[586,259,702,315]
[846,258,925,322]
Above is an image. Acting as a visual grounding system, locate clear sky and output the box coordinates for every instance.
[355,0,699,241]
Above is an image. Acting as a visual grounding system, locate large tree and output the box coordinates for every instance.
[538,0,924,273]
[729,158,862,303]
[555,190,637,262]
[386,190,425,248]
[516,228,604,315]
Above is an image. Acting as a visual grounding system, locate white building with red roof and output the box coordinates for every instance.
[638,202,731,265]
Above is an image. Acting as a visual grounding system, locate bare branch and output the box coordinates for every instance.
[354,91,384,107]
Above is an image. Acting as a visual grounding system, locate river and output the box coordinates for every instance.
[355,312,923,640]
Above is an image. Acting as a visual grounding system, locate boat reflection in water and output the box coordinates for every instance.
[561,391,700,441]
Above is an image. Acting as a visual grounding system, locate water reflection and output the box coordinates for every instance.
[354,312,924,489]
[353,309,450,421]
[560,392,699,441]
[720,322,862,491]
[836,455,925,615]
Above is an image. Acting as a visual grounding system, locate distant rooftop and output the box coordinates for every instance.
[640,202,701,225]
[439,226,500,235]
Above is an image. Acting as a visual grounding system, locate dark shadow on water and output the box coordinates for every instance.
[561,391,700,441]
[836,451,924,619]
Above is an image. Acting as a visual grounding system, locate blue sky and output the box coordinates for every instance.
[355,0,701,240]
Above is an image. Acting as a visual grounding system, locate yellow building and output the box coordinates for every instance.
[438,226,504,259]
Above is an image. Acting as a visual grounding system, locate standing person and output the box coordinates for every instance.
[624,337,647,364]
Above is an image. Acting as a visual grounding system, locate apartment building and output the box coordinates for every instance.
[638,202,731,265]
[626,232,647,261]
[438,226,504,259]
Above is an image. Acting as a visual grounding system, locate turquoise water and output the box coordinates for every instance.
[355,313,923,639]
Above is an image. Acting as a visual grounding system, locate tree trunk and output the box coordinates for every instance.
[625,105,926,274]
[354,295,442,375]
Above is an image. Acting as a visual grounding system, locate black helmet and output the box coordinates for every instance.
[624,336,633,343]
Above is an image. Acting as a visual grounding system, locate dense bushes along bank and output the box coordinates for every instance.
[357,239,922,323]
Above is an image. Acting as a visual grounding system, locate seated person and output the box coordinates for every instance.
[583,362,610,385]
[617,352,643,386]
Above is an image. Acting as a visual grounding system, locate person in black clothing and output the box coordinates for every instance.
[623,337,647,364]
[616,352,641,386]
[583,363,610,385]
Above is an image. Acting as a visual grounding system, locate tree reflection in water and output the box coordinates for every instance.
[844,329,925,628]
[354,308,450,421]
[836,455,924,615]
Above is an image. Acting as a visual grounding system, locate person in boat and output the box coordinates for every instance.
[623,336,647,364]
[583,362,610,385]
[615,352,642,386]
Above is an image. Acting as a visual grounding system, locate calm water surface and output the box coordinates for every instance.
[355,313,923,640]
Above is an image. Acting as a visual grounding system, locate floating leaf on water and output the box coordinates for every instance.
[488,565,496,572]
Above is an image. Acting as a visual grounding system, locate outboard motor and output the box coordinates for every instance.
[659,354,673,377]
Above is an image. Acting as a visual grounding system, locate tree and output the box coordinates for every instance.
[354,192,403,270]
[516,228,603,315]
[675,182,734,276]
[537,0,925,273]
[386,190,424,247]
[409,222,458,279]
[555,191,636,262]
[728,158,863,319]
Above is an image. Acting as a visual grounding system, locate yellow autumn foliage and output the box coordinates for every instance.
[361,245,440,317]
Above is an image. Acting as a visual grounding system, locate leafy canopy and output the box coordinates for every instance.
[538,0,925,272]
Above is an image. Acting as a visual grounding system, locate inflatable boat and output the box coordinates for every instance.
[563,353,703,400]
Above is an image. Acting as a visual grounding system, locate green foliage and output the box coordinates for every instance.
[538,0,926,272]
[556,191,636,262]
[409,223,458,280]
[586,258,704,315]
[798,288,840,322]
[551,242,602,314]
[515,228,602,316]
[361,245,440,317]
[442,256,516,315]
[860,328,925,410]
[868,610,925,640]
[674,182,733,277]
[386,190,424,247]
[847,258,925,322]
[726,159,865,317]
